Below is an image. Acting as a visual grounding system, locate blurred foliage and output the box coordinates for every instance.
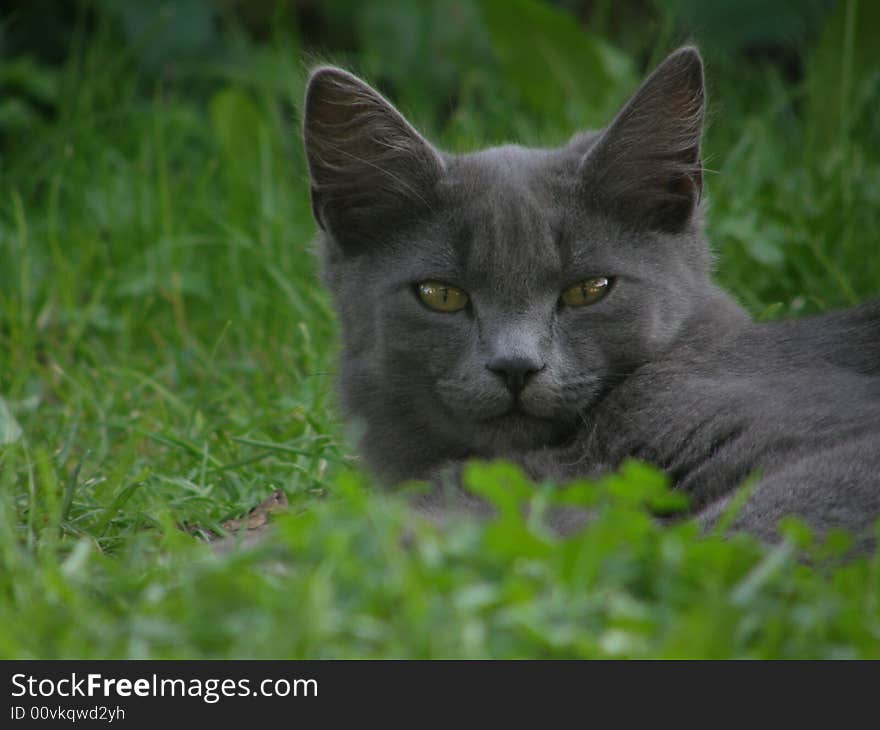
[482,0,635,128]
[0,0,866,140]
[657,0,833,56]
[806,0,880,153]
[1,456,878,658]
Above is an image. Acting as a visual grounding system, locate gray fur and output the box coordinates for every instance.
[303,48,880,547]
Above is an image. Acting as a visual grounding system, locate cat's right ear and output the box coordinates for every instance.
[303,67,444,249]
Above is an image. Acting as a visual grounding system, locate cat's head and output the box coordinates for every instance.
[304,47,722,481]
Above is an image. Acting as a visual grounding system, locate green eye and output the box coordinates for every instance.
[417,281,469,312]
[561,277,612,307]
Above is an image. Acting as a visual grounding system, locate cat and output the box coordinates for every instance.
[302,47,880,548]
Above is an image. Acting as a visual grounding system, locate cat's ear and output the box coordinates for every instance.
[303,67,444,248]
[579,47,705,234]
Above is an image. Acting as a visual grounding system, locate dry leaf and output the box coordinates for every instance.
[222,489,288,532]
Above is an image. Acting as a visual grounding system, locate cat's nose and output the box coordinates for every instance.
[486,355,544,395]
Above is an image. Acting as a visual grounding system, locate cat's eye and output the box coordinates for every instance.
[416,281,470,313]
[560,277,612,307]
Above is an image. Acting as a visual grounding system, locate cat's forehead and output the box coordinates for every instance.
[444,143,575,192]
[436,145,577,294]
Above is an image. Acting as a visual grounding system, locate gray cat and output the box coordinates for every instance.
[303,47,880,547]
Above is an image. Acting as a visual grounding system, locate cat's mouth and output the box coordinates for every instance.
[437,385,575,450]
[509,402,540,418]
[483,401,559,427]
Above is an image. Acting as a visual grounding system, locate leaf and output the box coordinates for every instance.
[479,0,635,127]
[0,397,23,445]
[463,460,533,513]
[0,56,60,104]
[222,489,289,533]
[730,541,795,606]
[551,480,601,508]
[603,460,683,511]
[0,98,41,132]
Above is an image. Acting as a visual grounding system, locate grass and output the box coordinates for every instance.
[0,1,879,658]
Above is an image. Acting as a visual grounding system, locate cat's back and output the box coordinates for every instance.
[755,298,880,377]
[618,307,880,442]
[591,311,880,531]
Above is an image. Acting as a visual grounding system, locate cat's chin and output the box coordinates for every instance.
[470,409,574,454]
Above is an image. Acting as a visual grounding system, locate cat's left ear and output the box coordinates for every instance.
[579,47,705,234]
[303,67,444,250]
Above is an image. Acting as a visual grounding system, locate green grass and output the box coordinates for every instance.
[1,1,879,658]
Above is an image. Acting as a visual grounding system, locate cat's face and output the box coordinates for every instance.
[304,48,713,479]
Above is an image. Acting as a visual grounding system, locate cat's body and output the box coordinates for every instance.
[531,304,880,540]
[303,48,880,546]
